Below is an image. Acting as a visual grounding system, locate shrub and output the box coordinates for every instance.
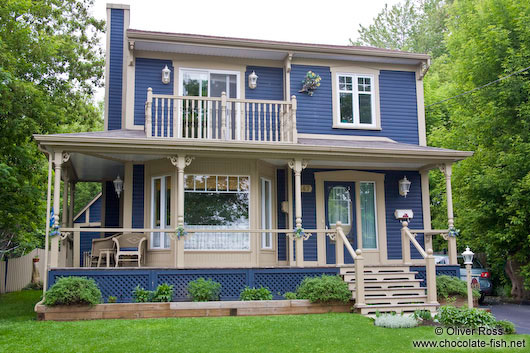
[295,275,351,303]
[23,281,43,290]
[152,283,174,302]
[187,278,221,302]
[374,313,418,328]
[44,276,101,306]
[240,287,273,301]
[132,285,152,303]
[413,310,432,321]
[284,292,297,300]
[496,320,516,334]
[437,275,480,300]
[436,305,497,328]
[107,296,117,303]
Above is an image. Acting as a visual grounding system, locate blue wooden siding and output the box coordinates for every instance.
[107,9,124,130]
[245,66,284,100]
[74,196,102,266]
[88,196,102,223]
[104,181,120,228]
[276,168,287,261]
[132,164,145,228]
[134,58,174,126]
[290,65,419,144]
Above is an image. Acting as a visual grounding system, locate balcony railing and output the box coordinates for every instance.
[145,88,298,143]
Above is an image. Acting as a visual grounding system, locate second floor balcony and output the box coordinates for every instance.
[145,88,298,143]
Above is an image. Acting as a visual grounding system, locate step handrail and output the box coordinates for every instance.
[336,222,365,306]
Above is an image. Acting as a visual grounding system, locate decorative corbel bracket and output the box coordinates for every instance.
[128,40,135,66]
[168,155,194,170]
[62,152,71,164]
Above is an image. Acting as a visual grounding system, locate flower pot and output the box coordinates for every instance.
[33,258,40,263]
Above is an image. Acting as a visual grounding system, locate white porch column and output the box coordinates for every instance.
[440,163,457,265]
[58,170,69,267]
[169,155,194,268]
[68,182,75,227]
[50,151,67,268]
[287,168,295,266]
[289,159,307,267]
[122,162,133,228]
[420,170,433,252]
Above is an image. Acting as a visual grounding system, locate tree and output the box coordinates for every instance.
[351,0,452,58]
[0,0,104,258]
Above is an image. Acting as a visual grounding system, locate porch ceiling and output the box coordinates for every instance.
[69,153,124,182]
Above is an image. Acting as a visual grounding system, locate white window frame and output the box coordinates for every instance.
[178,68,241,99]
[261,178,273,250]
[334,73,377,129]
[150,175,171,250]
[359,181,379,250]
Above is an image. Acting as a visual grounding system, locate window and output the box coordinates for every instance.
[327,186,352,226]
[336,74,376,128]
[151,176,171,249]
[184,175,250,250]
[261,178,272,249]
[360,182,377,249]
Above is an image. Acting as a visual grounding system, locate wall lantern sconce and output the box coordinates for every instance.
[113,175,123,198]
[248,71,258,89]
[398,176,411,197]
[161,65,171,84]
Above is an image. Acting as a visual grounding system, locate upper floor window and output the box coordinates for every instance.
[335,73,378,129]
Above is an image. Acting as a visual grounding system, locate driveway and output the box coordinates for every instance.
[480,303,530,334]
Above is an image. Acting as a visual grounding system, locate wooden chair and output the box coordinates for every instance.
[89,234,119,267]
[112,233,146,267]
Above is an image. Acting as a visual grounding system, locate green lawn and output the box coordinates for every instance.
[0,290,528,353]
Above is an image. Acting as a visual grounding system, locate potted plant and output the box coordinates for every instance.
[33,256,40,263]
[299,71,321,96]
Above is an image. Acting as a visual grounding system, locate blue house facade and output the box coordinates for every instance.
[35,4,469,313]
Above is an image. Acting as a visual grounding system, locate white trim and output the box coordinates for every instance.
[359,181,379,250]
[261,177,272,249]
[298,133,395,143]
[334,73,377,129]
[73,193,102,222]
[150,175,171,249]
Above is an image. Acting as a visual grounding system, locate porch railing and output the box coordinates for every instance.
[145,89,298,143]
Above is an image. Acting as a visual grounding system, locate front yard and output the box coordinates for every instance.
[0,290,528,353]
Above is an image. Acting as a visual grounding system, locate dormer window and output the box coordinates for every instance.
[333,72,380,130]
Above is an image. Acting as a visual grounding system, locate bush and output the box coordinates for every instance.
[187,278,221,302]
[44,277,101,306]
[107,296,117,303]
[23,281,43,290]
[295,275,351,303]
[374,313,418,328]
[240,287,273,301]
[413,310,432,321]
[284,292,297,300]
[132,285,152,303]
[436,305,497,328]
[437,275,480,300]
[496,320,516,334]
[152,283,174,302]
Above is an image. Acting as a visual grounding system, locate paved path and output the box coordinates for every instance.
[481,303,530,334]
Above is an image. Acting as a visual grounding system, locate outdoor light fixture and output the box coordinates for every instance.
[462,246,475,308]
[161,65,171,84]
[113,175,123,198]
[398,176,411,197]
[248,71,258,89]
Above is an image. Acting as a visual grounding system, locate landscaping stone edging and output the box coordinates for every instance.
[35,300,352,321]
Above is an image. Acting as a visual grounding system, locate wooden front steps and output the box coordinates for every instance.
[340,265,439,316]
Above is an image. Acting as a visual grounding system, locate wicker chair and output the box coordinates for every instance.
[112,233,146,267]
[89,234,119,267]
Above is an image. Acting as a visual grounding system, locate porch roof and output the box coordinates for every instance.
[34,129,472,181]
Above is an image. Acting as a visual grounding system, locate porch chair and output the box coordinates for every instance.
[112,233,146,267]
[89,234,119,267]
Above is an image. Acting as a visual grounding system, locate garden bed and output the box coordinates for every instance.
[35,300,351,321]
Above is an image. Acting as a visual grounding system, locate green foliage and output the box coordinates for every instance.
[107,296,117,304]
[496,320,516,334]
[44,277,101,306]
[132,285,152,303]
[22,282,43,291]
[239,287,273,301]
[74,182,102,216]
[437,275,480,299]
[152,283,174,302]
[413,310,432,321]
[187,278,221,302]
[295,275,351,303]
[374,313,419,328]
[436,305,497,328]
[283,292,298,300]
[0,0,104,258]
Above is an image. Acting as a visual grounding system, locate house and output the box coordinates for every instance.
[34,4,471,314]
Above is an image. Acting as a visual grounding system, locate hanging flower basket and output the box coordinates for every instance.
[448,226,460,238]
[299,71,321,96]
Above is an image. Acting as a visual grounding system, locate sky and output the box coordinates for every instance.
[90,0,403,100]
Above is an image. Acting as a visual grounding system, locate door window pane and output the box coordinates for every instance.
[183,71,208,97]
[261,178,272,249]
[151,176,171,249]
[328,186,351,226]
[360,182,377,249]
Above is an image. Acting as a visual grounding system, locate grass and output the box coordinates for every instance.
[0,290,528,353]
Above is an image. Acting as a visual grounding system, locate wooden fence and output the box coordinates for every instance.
[0,249,48,293]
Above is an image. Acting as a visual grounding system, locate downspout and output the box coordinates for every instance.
[35,150,53,310]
